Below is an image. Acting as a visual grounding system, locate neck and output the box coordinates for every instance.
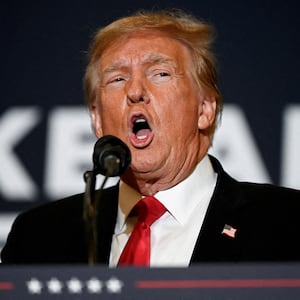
[121,152,208,196]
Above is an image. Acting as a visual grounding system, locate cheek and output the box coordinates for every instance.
[98,92,123,119]
[156,107,197,144]
[162,86,199,126]
[98,105,126,135]
[101,109,121,128]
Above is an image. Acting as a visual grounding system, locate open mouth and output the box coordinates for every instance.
[132,115,152,139]
[129,114,154,147]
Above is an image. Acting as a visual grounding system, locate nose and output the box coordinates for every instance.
[126,75,150,104]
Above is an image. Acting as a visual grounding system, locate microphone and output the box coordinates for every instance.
[92,135,131,177]
[83,135,131,265]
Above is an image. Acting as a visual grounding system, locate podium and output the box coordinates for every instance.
[1,263,300,299]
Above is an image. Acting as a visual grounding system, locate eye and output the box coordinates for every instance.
[104,76,126,88]
[157,72,170,77]
[101,74,126,90]
[150,70,171,83]
[110,76,125,83]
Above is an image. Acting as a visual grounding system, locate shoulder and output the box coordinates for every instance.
[209,155,300,207]
[14,183,120,226]
[239,181,300,200]
[14,192,84,227]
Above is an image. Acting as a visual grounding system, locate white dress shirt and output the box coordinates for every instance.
[109,155,217,267]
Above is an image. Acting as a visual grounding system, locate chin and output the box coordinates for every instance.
[130,157,158,173]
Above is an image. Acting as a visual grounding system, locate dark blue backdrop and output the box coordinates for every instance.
[0,0,299,250]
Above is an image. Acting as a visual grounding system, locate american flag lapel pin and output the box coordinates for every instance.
[222,224,237,238]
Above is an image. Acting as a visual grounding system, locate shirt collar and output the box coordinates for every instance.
[155,155,217,225]
[116,154,217,231]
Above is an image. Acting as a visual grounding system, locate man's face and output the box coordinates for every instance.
[91,31,215,188]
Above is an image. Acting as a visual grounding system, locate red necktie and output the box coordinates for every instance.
[118,196,166,266]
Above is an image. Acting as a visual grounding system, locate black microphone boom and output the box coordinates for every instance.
[93,135,131,177]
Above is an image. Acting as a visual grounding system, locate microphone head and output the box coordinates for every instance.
[93,135,131,177]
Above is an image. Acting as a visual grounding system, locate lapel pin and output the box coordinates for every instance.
[222,224,237,238]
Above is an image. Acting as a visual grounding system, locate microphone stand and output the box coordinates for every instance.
[82,135,131,265]
[83,170,108,265]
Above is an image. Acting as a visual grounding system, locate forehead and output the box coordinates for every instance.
[99,30,193,69]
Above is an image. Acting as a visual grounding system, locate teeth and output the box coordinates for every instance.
[137,135,147,140]
[135,118,146,123]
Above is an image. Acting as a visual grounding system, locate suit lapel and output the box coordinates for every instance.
[190,156,244,263]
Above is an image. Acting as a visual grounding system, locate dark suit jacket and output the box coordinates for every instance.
[2,156,300,264]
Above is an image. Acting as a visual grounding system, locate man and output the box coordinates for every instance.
[2,9,300,266]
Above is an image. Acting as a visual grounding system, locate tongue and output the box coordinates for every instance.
[136,129,151,139]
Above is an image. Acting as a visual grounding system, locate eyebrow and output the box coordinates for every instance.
[102,53,175,75]
[102,59,128,75]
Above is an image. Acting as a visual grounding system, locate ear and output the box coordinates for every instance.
[89,103,103,138]
[198,96,216,130]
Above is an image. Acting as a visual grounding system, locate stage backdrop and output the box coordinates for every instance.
[0,0,299,254]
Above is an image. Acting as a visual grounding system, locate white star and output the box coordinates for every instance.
[67,277,83,294]
[105,277,124,293]
[27,278,43,294]
[86,277,103,294]
[47,277,63,294]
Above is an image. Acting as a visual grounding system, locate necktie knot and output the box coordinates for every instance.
[133,196,166,226]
